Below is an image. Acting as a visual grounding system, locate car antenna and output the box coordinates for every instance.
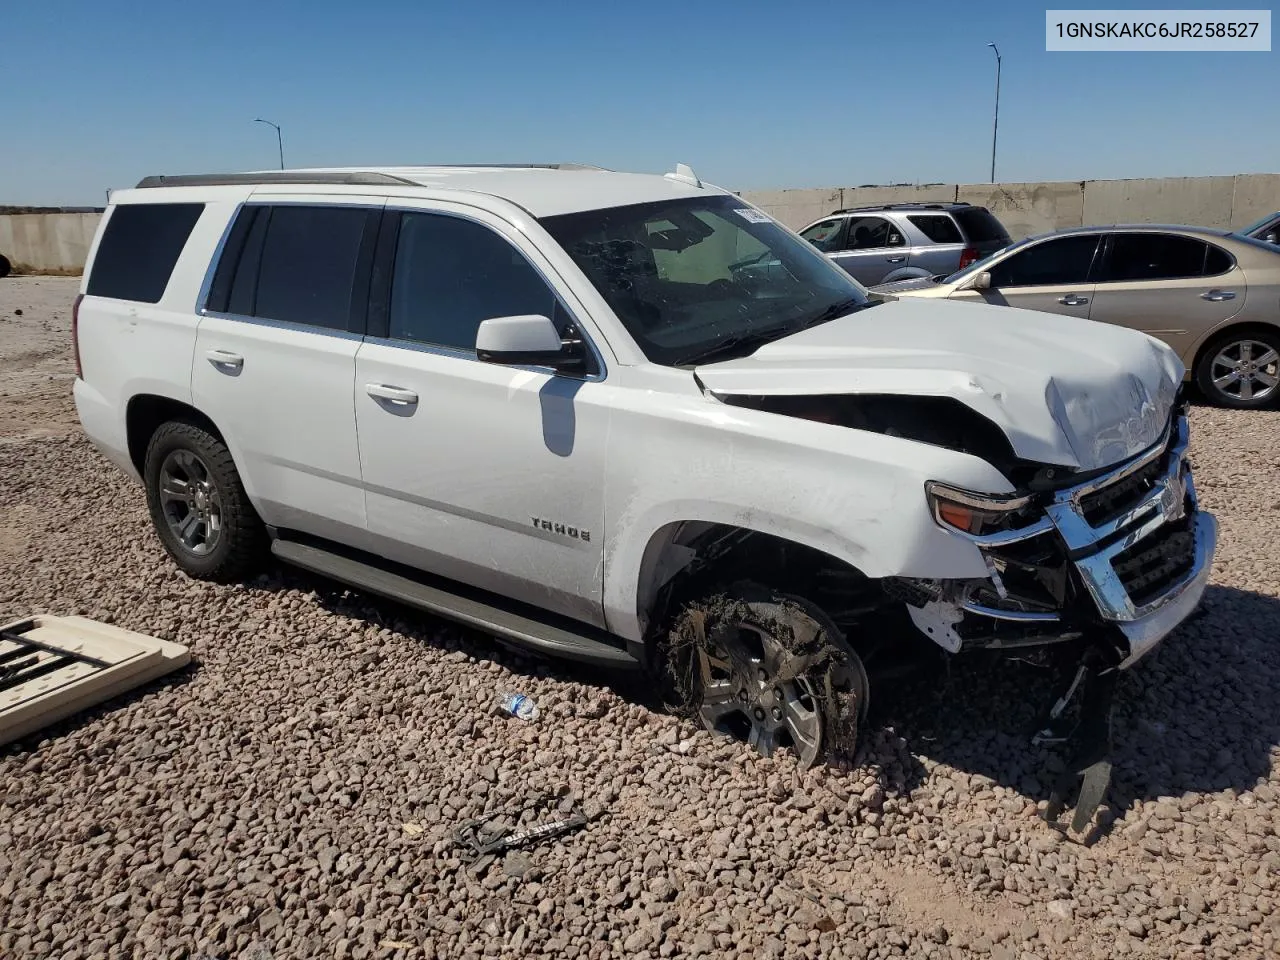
[664,162,703,188]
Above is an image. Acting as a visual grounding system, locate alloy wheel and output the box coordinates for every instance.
[158,449,223,556]
[1210,339,1280,404]
[695,620,824,767]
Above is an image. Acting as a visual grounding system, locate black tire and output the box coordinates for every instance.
[1194,327,1280,409]
[0,254,11,279]
[143,420,265,581]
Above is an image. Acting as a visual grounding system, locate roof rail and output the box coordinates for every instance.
[135,171,422,189]
[135,163,610,189]
[831,201,971,214]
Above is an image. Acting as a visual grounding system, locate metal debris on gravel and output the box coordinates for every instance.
[2,277,1279,960]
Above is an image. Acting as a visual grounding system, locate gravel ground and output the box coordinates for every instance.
[1,276,1278,960]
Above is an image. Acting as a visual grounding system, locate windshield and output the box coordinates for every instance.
[540,195,873,366]
[1236,212,1280,237]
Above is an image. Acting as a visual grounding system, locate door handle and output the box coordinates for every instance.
[1057,295,1090,306]
[1200,289,1237,302]
[205,349,243,369]
[365,383,419,405]
[886,256,906,263]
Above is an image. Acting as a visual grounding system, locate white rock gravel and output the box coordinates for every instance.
[2,277,1279,960]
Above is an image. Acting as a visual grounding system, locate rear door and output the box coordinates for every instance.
[951,233,1101,318]
[192,198,383,544]
[905,213,966,276]
[1089,232,1245,356]
[827,215,909,285]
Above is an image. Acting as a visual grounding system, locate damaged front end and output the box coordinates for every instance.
[894,408,1216,668]
[892,406,1217,832]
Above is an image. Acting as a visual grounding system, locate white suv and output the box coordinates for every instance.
[73,163,1216,792]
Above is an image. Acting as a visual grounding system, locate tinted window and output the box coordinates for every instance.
[251,206,369,329]
[389,213,556,350]
[800,218,845,252]
[908,214,964,244]
[844,216,905,250]
[86,203,204,303]
[226,207,270,317]
[1103,234,1211,282]
[1204,243,1233,275]
[988,235,1100,287]
[953,207,1010,243]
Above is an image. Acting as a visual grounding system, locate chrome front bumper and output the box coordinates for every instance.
[958,415,1217,666]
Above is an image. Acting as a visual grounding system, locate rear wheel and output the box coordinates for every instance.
[143,421,265,581]
[662,585,869,768]
[1195,329,1280,409]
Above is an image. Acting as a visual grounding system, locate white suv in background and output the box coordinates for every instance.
[73,163,1216,809]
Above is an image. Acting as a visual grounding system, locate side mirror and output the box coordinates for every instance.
[475,314,585,372]
[961,271,992,291]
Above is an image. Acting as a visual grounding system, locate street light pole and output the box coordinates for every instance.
[253,118,284,170]
[987,43,1001,184]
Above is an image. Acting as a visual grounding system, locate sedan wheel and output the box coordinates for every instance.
[1197,333,1280,409]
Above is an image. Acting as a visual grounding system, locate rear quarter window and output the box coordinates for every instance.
[86,203,205,303]
[907,214,964,244]
[953,208,1010,243]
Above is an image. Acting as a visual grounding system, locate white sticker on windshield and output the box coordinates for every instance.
[734,208,773,224]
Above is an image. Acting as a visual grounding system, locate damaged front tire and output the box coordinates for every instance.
[660,585,869,769]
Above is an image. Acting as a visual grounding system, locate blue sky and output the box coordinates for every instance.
[3,0,1276,205]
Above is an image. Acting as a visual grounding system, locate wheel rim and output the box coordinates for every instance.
[158,449,223,556]
[1210,339,1280,404]
[695,620,823,766]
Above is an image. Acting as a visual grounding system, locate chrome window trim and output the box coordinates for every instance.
[196,308,366,343]
[194,202,243,313]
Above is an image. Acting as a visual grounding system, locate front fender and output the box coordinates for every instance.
[600,392,1012,643]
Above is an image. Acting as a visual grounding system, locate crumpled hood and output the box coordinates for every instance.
[695,297,1184,471]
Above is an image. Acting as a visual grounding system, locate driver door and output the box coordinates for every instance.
[951,233,1102,318]
[353,203,610,626]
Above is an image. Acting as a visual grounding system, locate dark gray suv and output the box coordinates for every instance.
[798,202,1011,287]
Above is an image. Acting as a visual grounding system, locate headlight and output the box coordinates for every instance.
[925,481,1039,537]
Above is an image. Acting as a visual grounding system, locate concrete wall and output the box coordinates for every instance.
[1,173,1278,274]
[0,213,101,275]
[741,173,1280,238]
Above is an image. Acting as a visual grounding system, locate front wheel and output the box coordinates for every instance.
[143,421,265,582]
[661,584,869,769]
[1195,329,1280,409]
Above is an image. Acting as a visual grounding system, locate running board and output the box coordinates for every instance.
[270,538,641,670]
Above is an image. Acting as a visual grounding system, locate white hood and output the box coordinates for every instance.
[695,298,1184,471]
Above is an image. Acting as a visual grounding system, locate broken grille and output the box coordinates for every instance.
[1111,516,1197,608]
[1078,452,1167,528]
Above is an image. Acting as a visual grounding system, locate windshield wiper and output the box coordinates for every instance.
[796,296,874,331]
[675,326,796,366]
[676,297,874,367]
